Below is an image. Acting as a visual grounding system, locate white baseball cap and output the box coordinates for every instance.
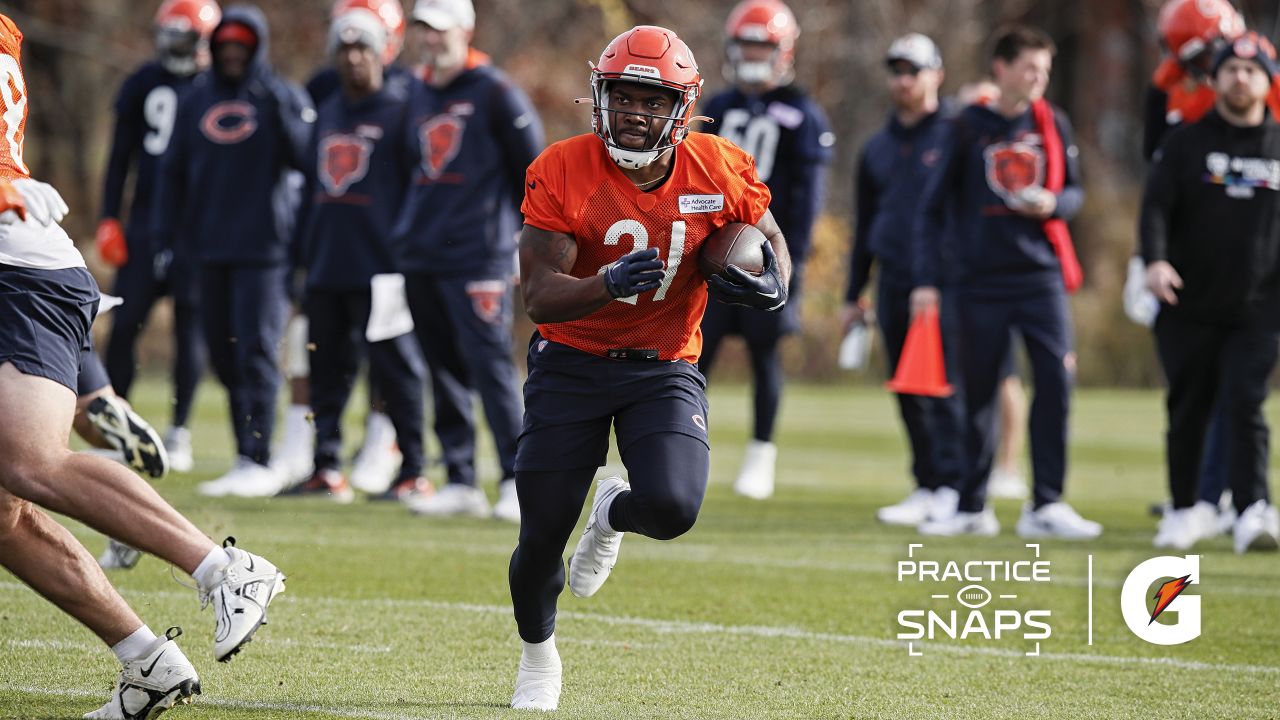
[412,0,474,31]
[886,33,943,70]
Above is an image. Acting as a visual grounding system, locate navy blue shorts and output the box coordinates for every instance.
[0,265,99,392]
[77,343,112,397]
[700,265,804,344]
[515,333,710,472]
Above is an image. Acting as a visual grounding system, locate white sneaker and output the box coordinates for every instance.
[928,487,960,522]
[511,636,562,712]
[1016,502,1103,540]
[1153,502,1218,550]
[733,440,776,500]
[84,627,200,720]
[876,488,934,526]
[1233,500,1280,554]
[1217,491,1237,536]
[568,476,629,598]
[987,467,1028,500]
[200,538,286,662]
[197,458,284,498]
[919,508,1000,537]
[86,395,169,480]
[493,478,521,523]
[164,427,194,474]
[271,405,314,488]
[405,483,491,518]
[98,539,141,570]
[350,412,402,494]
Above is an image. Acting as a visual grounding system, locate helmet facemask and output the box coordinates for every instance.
[724,39,791,88]
[156,25,205,76]
[590,73,699,170]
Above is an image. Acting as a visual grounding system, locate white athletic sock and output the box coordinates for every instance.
[192,546,233,591]
[596,492,619,535]
[111,626,157,663]
[521,635,558,667]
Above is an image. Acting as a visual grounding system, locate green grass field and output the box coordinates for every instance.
[2,377,1278,719]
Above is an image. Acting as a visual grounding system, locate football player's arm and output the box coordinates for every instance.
[274,81,316,172]
[782,103,834,264]
[150,100,190,275]
[1139,141,1182,305]
[493,83,544,206]
[843,150,876,331]
[519,224,663,323]
[1049,112,1084,221]
[1142,84,1172,163]
[97,79,138,266]
[910,120,961,317]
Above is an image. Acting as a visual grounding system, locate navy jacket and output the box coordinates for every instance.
[700,85,833,263]
[100,62,197,253]
[298,73,414,290]
[152,5,315,266]
[390,57,543,278]
[914,102,1084,296]
[848,105,951,301]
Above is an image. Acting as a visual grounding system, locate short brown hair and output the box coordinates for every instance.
[991,24,1056,64]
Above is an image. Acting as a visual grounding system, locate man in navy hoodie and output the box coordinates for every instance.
[913,25,1101,539]
[153,4,315,497]
[392,0,543,522]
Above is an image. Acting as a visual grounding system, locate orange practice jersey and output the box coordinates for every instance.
[0,14,27,182]
[522,132,771,363]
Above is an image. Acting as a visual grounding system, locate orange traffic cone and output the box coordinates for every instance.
[886,306,954,397]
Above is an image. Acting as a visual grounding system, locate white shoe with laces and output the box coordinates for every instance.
[876,488,934,526]
[928,487,960,523]
[405,483,491,517]
[200,538,286,662]
[568,476,629,598]
[987,467,1028,500]
[271,405,314,488]
[1016,502,1103,540]
[164,427,194,474]
[350,412,402,494]
[511,635,562,712]
[733,440,776,500]
[493,478,521,523]
[98,539,142,570]
[919,508,1000,537]
[197,458,284,498]
[1233,500,1280,554]
[83,627,200,719]
[1153,502,1217,550]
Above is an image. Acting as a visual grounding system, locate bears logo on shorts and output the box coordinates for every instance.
[201,101,258,144]
[419,114,464,179]
[318,134,372,196]
[983,141,1044,203]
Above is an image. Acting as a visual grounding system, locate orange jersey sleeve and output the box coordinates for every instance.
[524,133,772,363]
[0,14,28,181]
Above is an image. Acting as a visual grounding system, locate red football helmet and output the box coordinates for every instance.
[723,0,799,87]
[1157,0,1244,76]
[332,0,405,65]
[589,25,703,170]
[154,0,221,76]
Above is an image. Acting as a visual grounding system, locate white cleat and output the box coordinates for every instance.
[568,476,629,598]
[986,467,1028,500]
[350,412,402,494]
[493,478,521,523]
[919,508,1000,537]
[98,539,142,571]
[511,636,562,712]
[197,458,285,498]
[733,440,776,500]
[84,627,200,720]
[271,405,314,488]
[164,427,194,474]
[1153,502,1218,550]
[201,538,286,662]
[86,395,169,480]
[928,487,960,523]
[405,483,492,518]
[876,488,934,526]
[1016,502,1103,540]
[1233,500,1280,555]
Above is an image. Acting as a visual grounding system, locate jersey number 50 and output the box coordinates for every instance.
[597,219,687,305]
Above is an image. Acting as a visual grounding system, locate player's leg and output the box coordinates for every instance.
[987,360,1030,500]
[921,288,967,517]
[1217,325,1280,552]
[366,330,430,500]
[102,256,160,401]
[1152,310,1224,549]
[166,285,206,472]
[1012,289,1100,540]
[403,273,483,515]
[1196,396,1231,531]
[196,264,248,493]
[737,274,799,502]
[225,264,289,493]
[275,312,315,487]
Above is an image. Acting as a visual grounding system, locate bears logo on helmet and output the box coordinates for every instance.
[588,25,703,170]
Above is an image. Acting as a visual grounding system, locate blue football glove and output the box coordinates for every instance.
[707,240,788,311]
[603,247,665,299]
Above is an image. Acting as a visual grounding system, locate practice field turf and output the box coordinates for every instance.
[1,378,1277,719]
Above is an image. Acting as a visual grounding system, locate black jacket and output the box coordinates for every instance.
[1140,110,1280,328]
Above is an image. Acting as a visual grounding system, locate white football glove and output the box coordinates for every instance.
[12,178,68,226]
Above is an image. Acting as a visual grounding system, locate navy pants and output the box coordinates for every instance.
[509,336,710,643]
[305,287,426,480]
[404,273,523,487]
[1155,311,1277,513]
[104,250,205,428]
[201,263,288,465]
[877,279,966,491]
[956,287,1073,512]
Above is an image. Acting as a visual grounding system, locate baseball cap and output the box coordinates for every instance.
[886,33,942,71]
[1211,31,1279,82]
[329,9,389,57]
[411,0,474,31]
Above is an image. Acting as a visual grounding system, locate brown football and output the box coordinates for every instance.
[698,222,766,279]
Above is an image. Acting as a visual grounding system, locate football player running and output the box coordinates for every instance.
[507,25,789,710]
